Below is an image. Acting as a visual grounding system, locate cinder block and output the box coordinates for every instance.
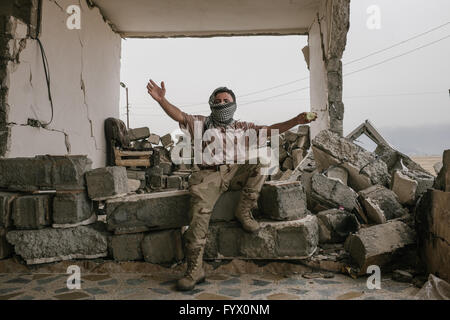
[259,181,308,221]
[211,191,241,222]
[311,173,358,212]
[0,192,21,228]
[148,133,160,145]
[204,215,318,260]
[52,192,93,225]
[392,170,418,205]
[128,127,150,141]
[110,233,144,261]
[12,195,51,229]
[0,155,92,191]
[142,229,184,264]
[85,166,128,200]
[160,133,174,148]
[106,190,190,234]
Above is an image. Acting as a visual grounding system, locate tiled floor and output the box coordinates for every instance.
[0,271,420,300]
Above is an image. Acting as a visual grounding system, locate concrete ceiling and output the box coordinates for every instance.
[91,0,319,38]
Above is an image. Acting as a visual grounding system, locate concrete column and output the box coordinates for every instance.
[307,0,350,138]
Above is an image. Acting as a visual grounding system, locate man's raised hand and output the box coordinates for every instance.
[147,79,166,103]
[297,112,318,124]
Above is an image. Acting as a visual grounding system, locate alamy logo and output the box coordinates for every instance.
[66,5,81,30]
[366,5,381,30]
[366,265,381,289]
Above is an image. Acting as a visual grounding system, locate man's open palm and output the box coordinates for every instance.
[147,79,166,103]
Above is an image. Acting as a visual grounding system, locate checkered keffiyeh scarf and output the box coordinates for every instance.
[204,87,237,129]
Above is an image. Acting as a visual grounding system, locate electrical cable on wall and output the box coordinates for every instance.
[28,0,54,128]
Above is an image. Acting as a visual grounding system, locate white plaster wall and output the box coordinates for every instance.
[5,0,121,168]
[308,20,329,139]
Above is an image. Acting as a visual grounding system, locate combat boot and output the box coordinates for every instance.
[177,246,206,291]
[235,192,261,233]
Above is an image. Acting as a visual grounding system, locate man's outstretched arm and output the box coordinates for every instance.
[264,112,317,136]
[146,80,185,124]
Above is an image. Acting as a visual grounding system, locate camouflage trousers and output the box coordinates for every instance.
[184,162,268,250]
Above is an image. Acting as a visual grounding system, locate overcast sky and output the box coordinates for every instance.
[119,0,450,155]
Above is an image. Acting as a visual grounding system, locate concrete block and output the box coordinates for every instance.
[326,165,348,185]
[148,133,160,145]
[160,133,174,148]
[291,149,305,169]
[204,215,319,260]
[259,181,308,221]
[52,192,93,225]
[126,170,146,181]
[344,221,415,273]
[6,225,109,265]
[0,155,92,191]
[128,127,150,141]
[149,175,167,189]
[85,166,128,200]
[12,195,51,229]
[402,170,435,198]
[282,157,294,170]
[392,170,418,205]
[142,229,184,264]
[358,185,407,224]
[0,192,21,228]
[312,130,390,191]
[110,233,144,261]
[415,189,450,283]
[127,179,141,192]
[317,209,359,244]
[0,227,12,259]
[311,173,358,212]
[106,190,190,234]
[434,150,450,192]
[166,175,182,190]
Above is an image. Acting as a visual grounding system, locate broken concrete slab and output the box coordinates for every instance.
[160,133,174,148]
[326,165,348,185]
[142,229,184,264]
[344,221,415,273]
[110,233,144,261]
[0,192,20,228]
[392,170,418,206]
[12,195,51,229]
[317,209,359,244]
[312,130,390,191]
[127,127,150,141]
[148,133,160,145]
[374,144,430,175]
[52,192,93,225]
[434,150,450,192]
[415,189,450,283]
[311,173,358,212]
[6,225,108,265]
[0,155,92,191]
[106,190,190,234]
[402,170,435,199]
[85,166,129,200]
[0,227,12,259]
[204,215,318,260]
[259,181,308,221]
[358,185,407,224]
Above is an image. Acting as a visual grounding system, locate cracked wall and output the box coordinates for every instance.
[307,0,350,138]
[0,0,121,168]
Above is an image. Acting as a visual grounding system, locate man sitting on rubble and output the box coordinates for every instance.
[146,79,317,291]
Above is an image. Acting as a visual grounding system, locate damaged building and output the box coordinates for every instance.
[0,0,449,300]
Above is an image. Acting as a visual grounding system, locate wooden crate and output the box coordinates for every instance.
[114,148,152,167]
